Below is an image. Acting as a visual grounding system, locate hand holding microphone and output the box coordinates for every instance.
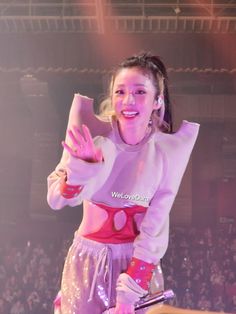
[102,289,175,314]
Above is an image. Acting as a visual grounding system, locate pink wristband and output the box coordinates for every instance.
[53,291,61,308]
[60,179,83,199]
[126,257,155,290]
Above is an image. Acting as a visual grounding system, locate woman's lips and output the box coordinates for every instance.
[121,110,139,119]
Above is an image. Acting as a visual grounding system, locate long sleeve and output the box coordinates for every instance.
[116,121,200,305]
[47,136,117,210]
[133,121,200,264]
[47,92,114,210]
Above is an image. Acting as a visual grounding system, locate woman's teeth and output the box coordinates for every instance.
[122,110,139,118]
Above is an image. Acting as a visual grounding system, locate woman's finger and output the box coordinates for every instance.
[67,129,80,147]
[95,148,103,162]
[62,125,103,162]
[82,124,94,148]
[62,141,77,156]
[72,125,86,146]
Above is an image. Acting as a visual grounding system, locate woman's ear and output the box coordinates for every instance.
[153,99,158,110]
[154,95,164,110]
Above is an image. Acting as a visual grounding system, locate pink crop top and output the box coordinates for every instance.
[84,202,147,244]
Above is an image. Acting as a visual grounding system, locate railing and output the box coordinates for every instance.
[0,0,235,33]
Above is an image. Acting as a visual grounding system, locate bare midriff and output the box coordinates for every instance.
[83,201,147,244]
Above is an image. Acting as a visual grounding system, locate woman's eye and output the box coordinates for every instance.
[136,90,146,95]
[115,90,124,95]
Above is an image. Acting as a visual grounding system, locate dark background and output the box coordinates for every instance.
[0,1,235,313]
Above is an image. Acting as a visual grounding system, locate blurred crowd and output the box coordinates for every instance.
[0,232,69,314]
[163,224,236,313]
[0,223,235,314]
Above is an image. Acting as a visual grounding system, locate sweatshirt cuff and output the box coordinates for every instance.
[116,273,147,305]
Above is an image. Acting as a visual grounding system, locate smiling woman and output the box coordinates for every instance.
[47,52,200,314]
[111,67,159,145]
[99,53,171,136]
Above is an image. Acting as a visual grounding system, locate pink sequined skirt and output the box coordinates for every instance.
[56,233,164,314]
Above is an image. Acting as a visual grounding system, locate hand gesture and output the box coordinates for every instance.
[62,124,103,163]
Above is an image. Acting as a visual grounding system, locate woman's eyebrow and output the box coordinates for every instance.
[115,83,146,87]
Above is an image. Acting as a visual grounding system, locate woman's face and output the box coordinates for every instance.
[111,67,159,133]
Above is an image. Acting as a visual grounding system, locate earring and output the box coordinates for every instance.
[158,96,164,107]
[148,116,153,126]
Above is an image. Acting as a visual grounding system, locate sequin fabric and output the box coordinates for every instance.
[58,234,164,314]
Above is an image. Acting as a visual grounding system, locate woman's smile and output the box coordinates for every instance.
[121,110,139,119]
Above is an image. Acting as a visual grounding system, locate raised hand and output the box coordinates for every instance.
[62,124,103,163]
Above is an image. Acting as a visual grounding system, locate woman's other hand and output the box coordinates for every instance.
[114,303,135,314]
[62,124,103,162]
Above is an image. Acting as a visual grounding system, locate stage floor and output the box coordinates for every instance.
[147,304,230,314]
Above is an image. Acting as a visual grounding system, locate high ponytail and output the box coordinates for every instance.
[99,52,172,133]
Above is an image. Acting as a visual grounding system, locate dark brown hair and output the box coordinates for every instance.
[99,52,172,133]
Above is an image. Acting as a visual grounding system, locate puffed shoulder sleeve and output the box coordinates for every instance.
[47,93,115,210]
[47,136,116,210]
[133,121,200,264]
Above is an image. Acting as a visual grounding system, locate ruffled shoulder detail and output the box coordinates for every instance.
[66,93,112,138]
[155,120,200,150]
[60,93,112,164]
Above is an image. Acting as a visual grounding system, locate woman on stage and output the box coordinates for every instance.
[47,52,199,314]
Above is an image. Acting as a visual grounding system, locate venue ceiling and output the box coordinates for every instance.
[0,1,235,33]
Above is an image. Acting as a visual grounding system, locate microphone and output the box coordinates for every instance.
[102,289,175,314]
[135,289,175,310]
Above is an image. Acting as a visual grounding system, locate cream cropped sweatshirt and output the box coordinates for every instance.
[47,94,199,304]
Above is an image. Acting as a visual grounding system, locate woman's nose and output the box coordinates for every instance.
[123,92,135,105]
